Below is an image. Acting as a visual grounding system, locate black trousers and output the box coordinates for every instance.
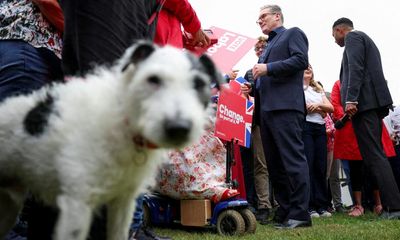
[260,110,310,221]
[60,0,157,77]
[352,109,400,210]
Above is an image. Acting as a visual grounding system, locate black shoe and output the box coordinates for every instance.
[131,226,171,240]
[380,210,400,220]
[274,219,312,229]
[271,206,287,224]
[5,230,26,240]
[334,204,346,213]
[271,213,285,224]
[255,208,270,224]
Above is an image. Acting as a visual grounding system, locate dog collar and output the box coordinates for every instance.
[132,135,159,149]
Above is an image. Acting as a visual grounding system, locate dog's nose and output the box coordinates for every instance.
[164,119,193,141]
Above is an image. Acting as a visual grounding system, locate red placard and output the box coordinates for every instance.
[214,87,253,148]
[205,26,257,73]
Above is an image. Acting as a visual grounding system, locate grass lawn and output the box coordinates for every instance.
[152,212,400,240]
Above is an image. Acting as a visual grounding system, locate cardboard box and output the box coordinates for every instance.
[180,199,211,226]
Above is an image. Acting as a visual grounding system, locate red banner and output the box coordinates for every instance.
[214,87,253,148]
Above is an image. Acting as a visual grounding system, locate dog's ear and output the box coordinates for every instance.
[199,54,223,90]
[121,41,156,72]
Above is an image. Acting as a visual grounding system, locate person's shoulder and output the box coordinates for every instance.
[348,30,369,38]
[286,27,307,37]
[287,27,305,33]
[345,30,367,43]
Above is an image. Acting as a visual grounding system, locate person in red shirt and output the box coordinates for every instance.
[331,80,395,217]
[154,0,210,48]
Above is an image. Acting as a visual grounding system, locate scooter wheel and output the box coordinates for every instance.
[239,208,257,234]
[216,209,245,236]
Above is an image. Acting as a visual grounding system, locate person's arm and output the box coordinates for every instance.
[162,0,201,34]
[330,81,345,122]
[343,32,366,116]
[344,32,364,104]
[32,0,64,33]
[162,0,209,47]
[265,28,309,78]
[306,92,334,117]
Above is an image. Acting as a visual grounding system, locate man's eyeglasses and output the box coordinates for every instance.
[256,12,275,24]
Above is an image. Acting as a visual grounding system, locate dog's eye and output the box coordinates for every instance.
[147,75,162,86]
[193,77,206,91]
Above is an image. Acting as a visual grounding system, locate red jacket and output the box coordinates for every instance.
[331,80,395,160]
[154,0,201,48]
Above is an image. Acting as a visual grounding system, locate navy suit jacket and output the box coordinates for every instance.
[256,27,309,113]
[340,30,392,113]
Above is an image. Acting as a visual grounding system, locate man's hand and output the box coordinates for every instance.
[345,103,358,117]
[252,64,267,79]
[240,82,252,95]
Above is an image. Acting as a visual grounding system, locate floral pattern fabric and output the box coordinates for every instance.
[155,119,239,203]
[0,0,62,58]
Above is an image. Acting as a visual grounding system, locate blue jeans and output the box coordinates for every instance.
[0,40,62,102]
[130,194,144,231]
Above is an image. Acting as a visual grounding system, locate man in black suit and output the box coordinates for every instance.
[242,4,311,229]
[332,17,400,219]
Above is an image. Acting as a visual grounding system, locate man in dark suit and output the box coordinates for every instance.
[332,17,400,219]
[242,4,311,229]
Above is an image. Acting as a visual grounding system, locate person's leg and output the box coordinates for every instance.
[313,124,330,216]
[348,161,364,217]
[373,190,383,215]
[130,194,170,240]
[388,144,400,192]
[0,184,27,239]
[302,121,319,218]
[267,111,310,222]
[252,124,272,222]
[240,146,257,211]
[0,40,56,101]
[130,194,144,233]
[60,0,156,77]
[329,159,344,211]
[260,112,290,223]
[352,110,400,210]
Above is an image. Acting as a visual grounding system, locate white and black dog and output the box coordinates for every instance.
[0,41,221,240]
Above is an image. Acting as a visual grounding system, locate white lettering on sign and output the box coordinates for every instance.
[218,104,244,124]
[227,36,247,52]
[206,32,236,56]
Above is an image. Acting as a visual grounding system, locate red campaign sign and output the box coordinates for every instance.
[205,26,257,73]
[214,87,253,148]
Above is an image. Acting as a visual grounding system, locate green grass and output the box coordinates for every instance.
[152,212,400,240]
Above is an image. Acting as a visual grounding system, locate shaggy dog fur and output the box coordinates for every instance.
[0,42,221,240]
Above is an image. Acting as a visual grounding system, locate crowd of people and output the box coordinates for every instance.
[1,1,400,239]
[237,4,400,229]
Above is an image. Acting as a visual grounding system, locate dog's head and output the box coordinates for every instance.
[119,41,222,149]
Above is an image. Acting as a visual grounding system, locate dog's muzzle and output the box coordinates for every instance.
[164,118,193,144]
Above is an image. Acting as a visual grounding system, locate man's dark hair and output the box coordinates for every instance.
[332,17,353,28]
